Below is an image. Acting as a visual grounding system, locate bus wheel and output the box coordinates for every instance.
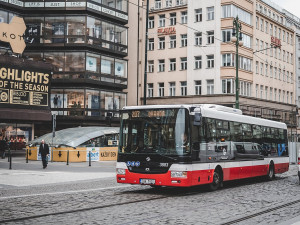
[209,169,222,191]
[266,163,275,181]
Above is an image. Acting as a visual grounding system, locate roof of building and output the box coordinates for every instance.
[29,126,119,148]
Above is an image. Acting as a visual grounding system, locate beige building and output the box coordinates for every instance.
[127,0,297,135]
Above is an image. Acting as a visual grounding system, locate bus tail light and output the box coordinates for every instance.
[298,158,300,165]
[171,171,187,178]
[117,168,126,175]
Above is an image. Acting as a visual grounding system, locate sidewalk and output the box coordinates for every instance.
[0,154,116,187]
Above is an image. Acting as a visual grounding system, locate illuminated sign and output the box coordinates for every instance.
[0,17,26,54]
[131,110,175,118]
[271,36,281,49]
[157,27,176,36]
[0,63,51,107]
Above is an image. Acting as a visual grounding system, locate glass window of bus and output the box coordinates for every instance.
[253,125,262,145]
[119,108,190,156]
[216,120,230,142]
[206,118,216,142]
[242,124,252,143]
[230,122,242,142]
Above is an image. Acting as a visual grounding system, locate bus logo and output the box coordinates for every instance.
[145,168,150,171]
[146,157,151,162]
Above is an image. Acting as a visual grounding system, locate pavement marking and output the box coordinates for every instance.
[0,184,132,200]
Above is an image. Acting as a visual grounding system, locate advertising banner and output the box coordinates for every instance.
[0,58,52,109]
[86,147,100,161]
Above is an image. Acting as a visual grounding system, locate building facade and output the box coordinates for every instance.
[0,0,129,137]
[132,0,297,138]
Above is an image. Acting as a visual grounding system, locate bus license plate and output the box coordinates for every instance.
[140,179,155,185]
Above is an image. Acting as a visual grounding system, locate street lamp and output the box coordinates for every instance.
[231,16,243,109]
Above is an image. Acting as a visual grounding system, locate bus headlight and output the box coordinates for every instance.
[171,171,187,178]
[116,168,126,175]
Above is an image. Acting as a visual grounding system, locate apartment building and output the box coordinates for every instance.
[132,0,297,134]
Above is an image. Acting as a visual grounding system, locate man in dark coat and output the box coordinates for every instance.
[39,139,49,169]
[0,136,7,159]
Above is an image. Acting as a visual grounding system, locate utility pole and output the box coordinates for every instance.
[231,16,243,109]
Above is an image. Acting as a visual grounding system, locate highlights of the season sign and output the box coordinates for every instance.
[0,66,51,107]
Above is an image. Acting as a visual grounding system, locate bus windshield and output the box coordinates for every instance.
[119,108,190,156]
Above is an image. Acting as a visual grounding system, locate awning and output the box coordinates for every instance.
[29,126,120,147]
[0,108,52,122]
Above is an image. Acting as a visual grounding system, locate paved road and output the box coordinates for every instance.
[0,156,299,225]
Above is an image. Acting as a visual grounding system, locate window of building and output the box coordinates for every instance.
[222,29,231,42]
[265,21,268,33]
[158,37,165,50]
[265,87,268,100]
[195,32,202,45]
[270,65,273,78]
[222,53,234,67]
[181,11,187,24]
[169,58,176,71]
[195,56,202,69]
[221,5,252,25]
[180,57,187,70]
[148,83,153,97]
[158,83,164,97]
[180,81,187,96]
[260,18,264,31]
[207,80,214,94]
[170,13,176,25]
[256,16,259,29]
[195,80,201,95]
[148,60,154,73]
[260,85,263,99]
[283,30,285,42]
[222,79,234,94]
[158,59,165,72]
[265,64,268,77]
[169,82,176,96]
[169,35,176,48]
[270,24,273,35]
[260,62,263,75]
[181,34,187,47]
[207,7,214,20]
[256,84,258,98]
[274,88,277,101]
[256,61,259,74]
[278,28,281,39]
[159,14,165,27]
[287,32,289,44]
[195,8,202,22]
[207,55,214,68]
[148,38,154,50]
[270,88,273,101]
[207,31,214,44]
[149,16,154,29]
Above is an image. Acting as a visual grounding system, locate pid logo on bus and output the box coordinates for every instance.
[126,161,140,167]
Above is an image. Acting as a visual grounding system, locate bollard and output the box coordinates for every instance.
[9,152,12,169]
[8,149,10,162]
[26,148,28,163]
[67,150,69,165]
[89,151,91,167]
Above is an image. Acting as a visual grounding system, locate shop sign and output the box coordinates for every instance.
[9,0,23,7]
[24,2,44,7]
[45,2,65,7]
[271,36,281,48]
[0,16,26,54]
[116,12,128,20]
[0,64,51,107]
[157,27,176,36]
[66,2,86,7]
[87,2,101,12]
[102,7,116,16]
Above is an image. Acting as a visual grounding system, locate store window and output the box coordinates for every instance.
[44,52,65,72]
[24,17,44,44]
[101,56,114,76]
[115,59,127,78]
[100,91,114,116]
[86,90,100,116]
[44,17,65,44]
[65,52,85,72]
[51,89,65,115]
[66,16,86,44]
[65,89,85,116]
[86,53,100,73]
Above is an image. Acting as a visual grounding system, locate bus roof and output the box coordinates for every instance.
[122,104,287,129]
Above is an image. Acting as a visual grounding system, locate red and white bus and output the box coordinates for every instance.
[116,104,289,190]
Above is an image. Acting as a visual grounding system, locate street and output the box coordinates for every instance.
[0,156,299,225]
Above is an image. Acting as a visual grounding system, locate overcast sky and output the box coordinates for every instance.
[270,0,300,18]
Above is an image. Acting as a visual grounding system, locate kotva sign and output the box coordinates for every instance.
[0,17,26,54]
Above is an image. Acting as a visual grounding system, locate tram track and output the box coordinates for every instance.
[221,198,300,225]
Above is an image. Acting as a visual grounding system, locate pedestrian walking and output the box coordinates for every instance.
[0,136,7,159]
[39,139,49,169]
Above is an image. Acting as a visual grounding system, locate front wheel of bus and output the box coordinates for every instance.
[209,169,222,191]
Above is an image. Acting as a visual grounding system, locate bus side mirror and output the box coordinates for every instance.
[193,113,202,126]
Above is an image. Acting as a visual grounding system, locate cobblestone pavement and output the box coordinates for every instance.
[0,163,299,225]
